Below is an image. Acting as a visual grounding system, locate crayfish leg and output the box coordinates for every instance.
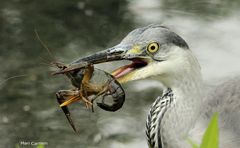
[82,64,94,83]
[79,91,93,109]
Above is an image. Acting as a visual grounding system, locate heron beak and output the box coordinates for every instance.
[72,45,149,83]
[72,45,128,64]
[72,44,147,64]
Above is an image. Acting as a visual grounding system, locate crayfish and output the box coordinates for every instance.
[52,61,125,132]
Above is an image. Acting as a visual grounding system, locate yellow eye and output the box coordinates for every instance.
[147,42,159,53]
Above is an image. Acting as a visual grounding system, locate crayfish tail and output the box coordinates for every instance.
[96,97,125,112]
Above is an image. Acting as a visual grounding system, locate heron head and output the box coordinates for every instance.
[78,25,200,86]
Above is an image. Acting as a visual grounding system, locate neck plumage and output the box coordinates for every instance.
[146,51,203,148]
[146,88,175,148]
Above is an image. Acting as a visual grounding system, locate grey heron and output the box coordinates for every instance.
[73,24,240,148]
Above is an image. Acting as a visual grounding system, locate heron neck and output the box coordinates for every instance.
[147,53,203,148]
[161,73,203,147]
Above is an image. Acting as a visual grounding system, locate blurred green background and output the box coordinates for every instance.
[1,0,240,148]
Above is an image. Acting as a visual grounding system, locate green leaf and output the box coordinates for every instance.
[36,144,45,148]
[200,112,219,148]
[15,144,20,148]
[188,138,199,148]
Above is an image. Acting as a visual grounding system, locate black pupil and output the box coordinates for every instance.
[150,45,156,50]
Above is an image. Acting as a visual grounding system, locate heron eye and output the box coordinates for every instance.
[147,42,159,53]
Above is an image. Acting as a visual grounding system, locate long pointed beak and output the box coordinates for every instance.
[54,44,147,76]
[72,45,129,65]
[52,45,130,75]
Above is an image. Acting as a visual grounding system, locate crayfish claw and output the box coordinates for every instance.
[61,106,77,132]
[56,93,78,132]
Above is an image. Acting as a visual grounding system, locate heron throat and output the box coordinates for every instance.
[145,51,203,148]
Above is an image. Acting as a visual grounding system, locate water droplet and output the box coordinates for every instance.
[77,2,85,10]
[85,10,93,16]
[2,116,9,123]
[23,105,30,111]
